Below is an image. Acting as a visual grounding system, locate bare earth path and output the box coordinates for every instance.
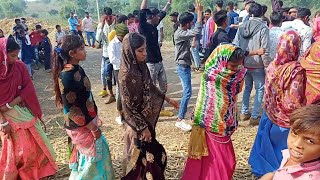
[33,42,258,180]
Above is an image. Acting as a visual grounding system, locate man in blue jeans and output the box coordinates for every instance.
[68,12,78,35]
[174,3,202,131]
[82,12,97,48]
[233,3,272,126]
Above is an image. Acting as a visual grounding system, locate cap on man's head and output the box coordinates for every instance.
[73,14,78,17]
[170,12,179,17]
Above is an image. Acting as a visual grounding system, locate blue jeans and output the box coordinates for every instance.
[191,40,201,69]
[241,68,265,119]
[177,64,192,119]
[101,57,113,90]
[32,46,39,64]
[71,30,78,35]
[86,31,96,46]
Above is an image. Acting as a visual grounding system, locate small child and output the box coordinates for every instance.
[39,29,52,72]
[260,104,320,180]
[55,25,66,46]
[52,35,115,179]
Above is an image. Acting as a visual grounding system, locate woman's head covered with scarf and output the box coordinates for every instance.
[265,30,306,128]
[193,43,247,136]
[301,41,320,104]
[0,37,42,119]
[119,33,165,132]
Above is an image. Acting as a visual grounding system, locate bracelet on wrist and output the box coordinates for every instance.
[0,121,9,127]
[6,103,13,109]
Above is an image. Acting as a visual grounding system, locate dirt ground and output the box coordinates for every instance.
[33,42,258,180]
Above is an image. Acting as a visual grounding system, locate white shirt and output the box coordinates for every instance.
[82,17,95,32]
[157,21,164,44]
[108,36,122,70]
[269,26,284,60]
[55,31,66,43]
[96,22,114,57]
[281,19,312,58]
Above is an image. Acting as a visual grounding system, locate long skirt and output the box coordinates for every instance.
[67,119,115,180]
[248,112,290,177]
[182,132,236,180]
[121,124,167,180]
[0,106,58,179]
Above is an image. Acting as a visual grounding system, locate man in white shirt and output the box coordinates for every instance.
[269,12,284,60]
[82,12,97,48]
[96,7,115,103]
[281,8,312,59]
[55,25,66,46]
[107,23,129,125]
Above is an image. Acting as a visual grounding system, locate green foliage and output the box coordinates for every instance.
[49,9,59,16]
[31,13,40,18]
[0,0,27,18]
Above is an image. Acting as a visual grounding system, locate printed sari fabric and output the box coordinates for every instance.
[264,30,306,128]
[0,37,57,179]
[67,119,115,180]
[301,41,320,104]
[58,63,115,179]
[119,33,166,179]
[193,44,247,136]
[313,17,320,42]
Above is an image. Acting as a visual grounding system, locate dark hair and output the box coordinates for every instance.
[128,13,135,19]
[85,12,89,15]
[55,25,61,29]
[270,12,283,26]
[188,4,195,12]
[41,29,49,36]
[133,10,139,16]
[227,2,234,9]
[117,14,128,24]
[179,12,194,25]
[214,10,228,26]
[104,7,112,15]
[15,24,24,31]
[205,9,212,14]
[282,7,290,13]
[52,35,84,107]
[229,48,245,63]
[290,105,320,136]
[215,0,224,8]
[234,3,238,6]
[297,8,311,19]
[21,17,26,21]
[14,19,21,23]
[279,1,283,7]
[6,37,20,52]
[131,33,146,52]
[261,5,268,15]
[249,3,262,17]
[35,24,42,30]
[0,29,3,34]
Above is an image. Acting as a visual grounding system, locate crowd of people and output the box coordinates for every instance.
[1,0,320,179]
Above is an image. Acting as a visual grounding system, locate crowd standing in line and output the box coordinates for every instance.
[1,0,320,179]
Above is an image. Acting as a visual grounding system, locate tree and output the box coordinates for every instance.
[0,0,27,18]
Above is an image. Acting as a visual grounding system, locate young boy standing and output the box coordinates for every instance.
[174,1,202,131]
[55,25,66,46]
[29,24,43,69]
[96,7,116,103]
[108,23,129,125]
[40,29,52,72]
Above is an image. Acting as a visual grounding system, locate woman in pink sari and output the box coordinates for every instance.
[312,11,320,42]
[0,37,57,179]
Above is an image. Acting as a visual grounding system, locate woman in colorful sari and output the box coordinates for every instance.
[52,35,115,179]
[182,44,247,180]
[301,41,320,104]
[119,33,179,180]
[249,30,306,177]
[0,37,58,179]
